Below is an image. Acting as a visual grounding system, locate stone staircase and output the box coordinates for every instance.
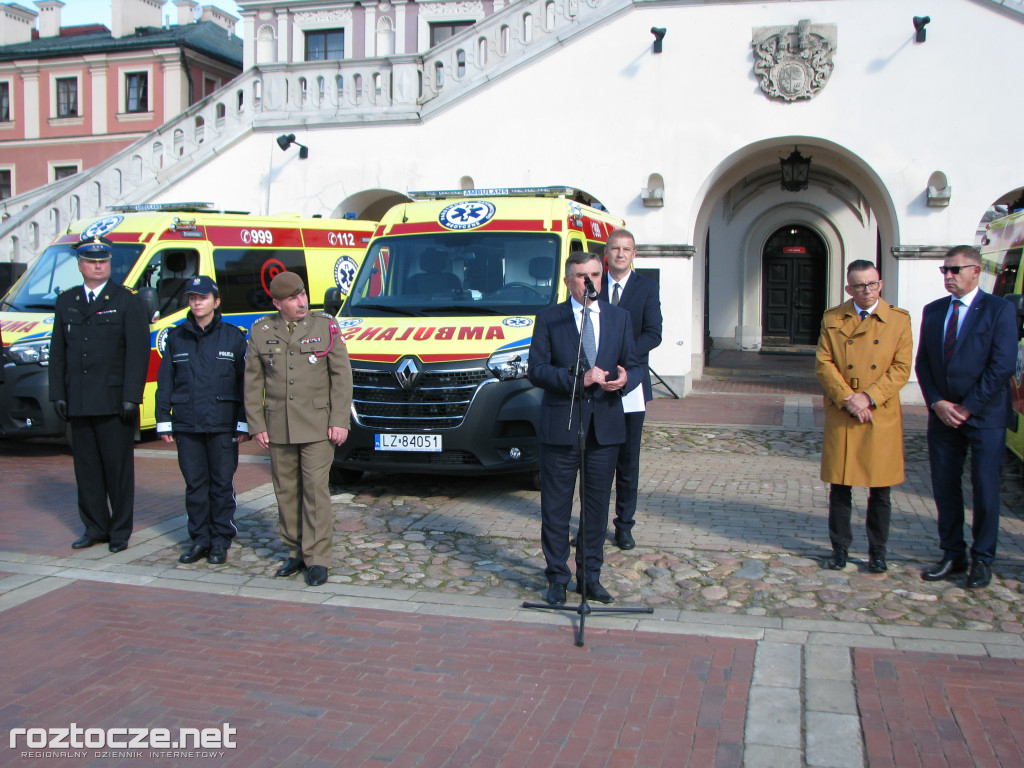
[0,0,635,264]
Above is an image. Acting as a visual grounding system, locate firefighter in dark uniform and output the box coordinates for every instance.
[243,271,353,587]
[49,235,150,552]
[156,276,249,566]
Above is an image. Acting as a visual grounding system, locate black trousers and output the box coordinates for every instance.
[176,432,239,548]
[612,410,645,532]
[70,414,135,545]
[828,484,891,555]
[539,427,619,586]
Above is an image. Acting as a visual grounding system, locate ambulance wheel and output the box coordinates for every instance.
[527,470,541,491]
[330,466,363,486]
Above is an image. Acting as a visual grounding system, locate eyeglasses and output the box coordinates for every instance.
[939,264,980,275]
[848,281,880,292]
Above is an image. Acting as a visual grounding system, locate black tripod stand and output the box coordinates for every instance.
[523,294,653,647]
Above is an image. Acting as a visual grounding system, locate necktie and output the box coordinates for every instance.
[287,321,296,336]
[943,299,960,363]
[611,283,620,306]
[87,290,95,304]
[859,310,868,321]
[581,307,597,368]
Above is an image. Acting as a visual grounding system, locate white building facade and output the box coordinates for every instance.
[3,0,1023,395]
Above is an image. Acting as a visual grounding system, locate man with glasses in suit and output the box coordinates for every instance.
[916,245,1017,588]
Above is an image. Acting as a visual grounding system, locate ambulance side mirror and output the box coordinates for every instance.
[324,287,343,317]
[1006,294,1024,340]
[138,287,160,324]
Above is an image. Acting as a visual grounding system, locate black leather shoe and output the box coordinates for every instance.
[921,556,969,581]
[545,582,566,606]
[108,542,128,553]
[827,547,848,570]
[275,557,306,577]
[967,561,992,589]
[614,529,636,550]
[178,543,210,564]
[867,553,887,573]
[305,565,328,586]
[576,580,614,604]
[71,535,108,549]
[206,545,227,565]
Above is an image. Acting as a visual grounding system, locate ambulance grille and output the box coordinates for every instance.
[351,367,492,429]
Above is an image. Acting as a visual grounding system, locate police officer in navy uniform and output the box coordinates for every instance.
[49,235,150,552]
[156,276,249,566]
[244,271,353,587]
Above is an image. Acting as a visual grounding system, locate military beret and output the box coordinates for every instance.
[269,271,305,300]
[75,235,113,261]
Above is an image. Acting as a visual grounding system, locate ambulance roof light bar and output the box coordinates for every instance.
[410,187,578,201]
[108,202,218,213]
[408,186,605,209]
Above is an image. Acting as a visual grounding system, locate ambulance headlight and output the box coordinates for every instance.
[7,338,50,365]
[487,348,529,380]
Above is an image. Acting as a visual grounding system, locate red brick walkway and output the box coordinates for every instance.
[855,648,1024,768]
[0,437,270,556]
[1,581,753,768]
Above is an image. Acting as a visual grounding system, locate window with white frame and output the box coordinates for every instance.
[53,165,78,180]
[0,169,11,199]
[125,72,148,113]
[0,82,10,122]
[429,21,473,47]
[305,29,344,61]
[56,77,77,118]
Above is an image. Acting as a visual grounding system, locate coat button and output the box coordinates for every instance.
[874,339,879,344]
[871,365,877,369]
[847,364,853,369]
[848,340,854,345]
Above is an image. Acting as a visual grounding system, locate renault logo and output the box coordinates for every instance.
[395,357,421,389]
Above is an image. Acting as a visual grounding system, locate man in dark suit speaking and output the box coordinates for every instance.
[598,229,662,550]
[916,245,1017,589]
[528,251,642,606]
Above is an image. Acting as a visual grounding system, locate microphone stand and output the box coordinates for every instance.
[523,291,652,647]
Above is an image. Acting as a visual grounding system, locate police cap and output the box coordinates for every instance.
[269,271,305,300]
[185,275,218,296]
[75,235,113,261]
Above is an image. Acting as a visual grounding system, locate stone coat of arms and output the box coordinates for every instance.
[753,19,837,101]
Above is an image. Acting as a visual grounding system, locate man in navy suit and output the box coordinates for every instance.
[528,251,642,606]
[916,245,1017,588]
[598,229,662,550]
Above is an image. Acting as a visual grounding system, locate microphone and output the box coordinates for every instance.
[582,275,599,301]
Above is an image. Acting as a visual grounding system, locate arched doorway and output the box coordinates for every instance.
[761,225,827,347]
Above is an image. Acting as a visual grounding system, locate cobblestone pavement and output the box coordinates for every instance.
[138,423,1024,635]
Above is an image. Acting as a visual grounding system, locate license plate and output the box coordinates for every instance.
[374,433,442,452]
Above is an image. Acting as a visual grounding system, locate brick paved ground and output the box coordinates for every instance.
[1,581,753,768]
[855,649,1024,768]
[1,372,1023,767]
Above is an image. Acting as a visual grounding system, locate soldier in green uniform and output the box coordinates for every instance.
[243,271,353,587]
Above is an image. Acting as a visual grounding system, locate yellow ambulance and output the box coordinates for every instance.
[329,186,625,484]
[0,203,375,439]
[978,207,1024,461]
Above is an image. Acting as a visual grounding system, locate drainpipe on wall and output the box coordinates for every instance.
[179,44,195,104]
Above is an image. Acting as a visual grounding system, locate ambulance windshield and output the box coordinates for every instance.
[1,242,144,311]
[346,233,560,317]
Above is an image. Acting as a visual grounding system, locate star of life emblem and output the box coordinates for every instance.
[438,201,496,230]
